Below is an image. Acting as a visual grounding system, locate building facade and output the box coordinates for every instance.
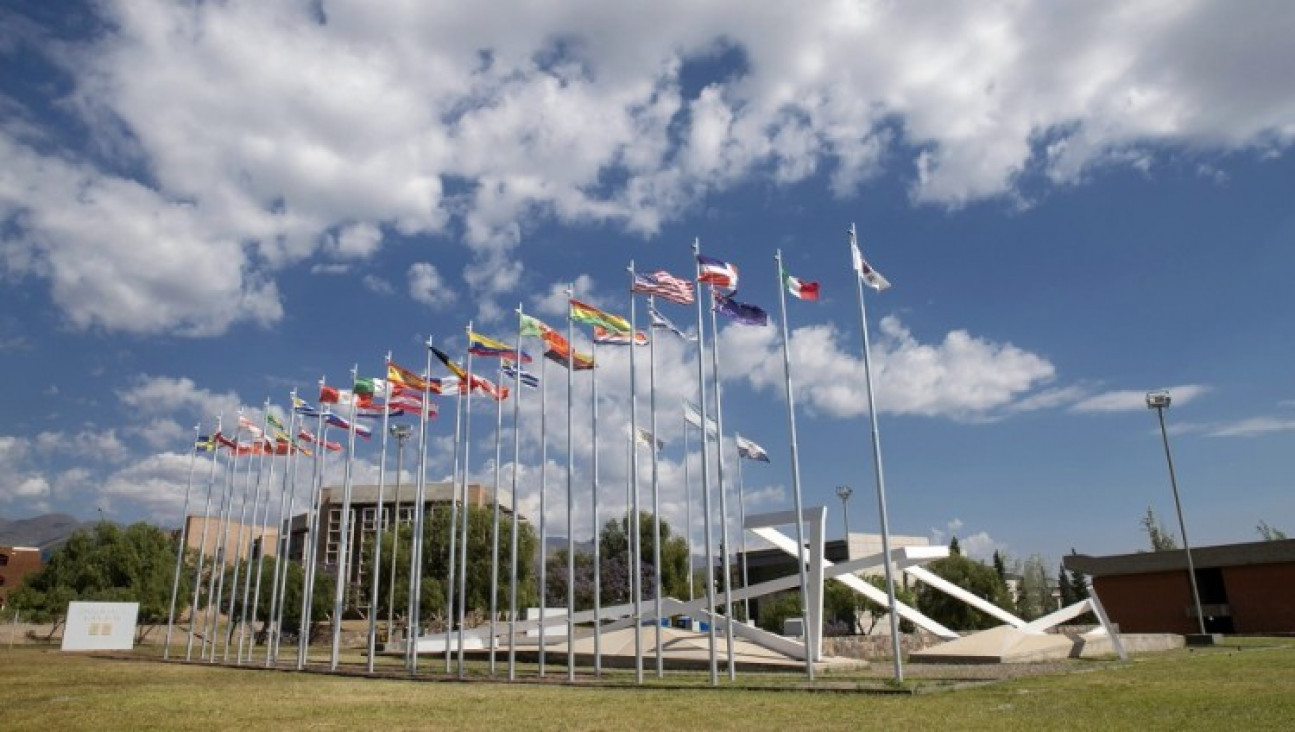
[1065,539,1295,634]
[0,546,43,610]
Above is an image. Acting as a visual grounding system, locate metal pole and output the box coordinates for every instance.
[457,329,476,677]
[837,485,853,559]
[648,295,664,678]
[489,361,504,676]
[164,424,202,659]
[591,338,602,676]
[627,264,643,684]
[329,368,361,671]
[187,416,222,661]
[366,358,394,674]
[508,306,524,681]
[684,411,695,603]
[1153,400,1208,635]
[706,277,737,680]
[691,238,719,686]
[538,353,549,677]
[386,425,409,661]
[565,285,577,682]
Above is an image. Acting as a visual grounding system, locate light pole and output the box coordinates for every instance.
[1146,390,1208,637]
[386,423,413,644]
[836,485,854,560]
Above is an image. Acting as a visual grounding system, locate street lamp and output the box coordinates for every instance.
[386,423,413,643]
[836,485,854,560]
[1146,390,1208,637]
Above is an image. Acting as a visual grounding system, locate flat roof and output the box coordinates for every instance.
[1065,538,1295,577]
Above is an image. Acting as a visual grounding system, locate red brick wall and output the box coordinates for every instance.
[1093,572,1199,634]
[0,548,44,608]
[1222,562,1295,633]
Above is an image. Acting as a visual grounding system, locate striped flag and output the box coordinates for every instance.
[632,271,695,305]
[781,269,820,301]
[325,412,372,439]
[388,360,439,394]
[502,361,540,389]
[697,254,738,290]
[593,326,648,346]
[570,299,631,334]
[469,330,533,362]
[648,304,695,341]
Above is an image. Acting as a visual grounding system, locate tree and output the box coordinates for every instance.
[545,511,690,613]
[1013,554,1052,621]
[1140,506,1178,551]
[992,550,1007,582]
[949,536,962,556]
[914,554,1014,631]
[216,556,335,638]
[1256,520,1288,541]
[10,522,183,634]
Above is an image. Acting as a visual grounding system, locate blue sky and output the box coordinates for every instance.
[2,1,1293,571]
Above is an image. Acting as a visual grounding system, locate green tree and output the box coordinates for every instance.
[1256,520,1288,541]
[1141,506,1178,551]
[217,556,335,638]
[949,536,962,556]
[545,511,690,612]
[1014,554,1052,621]
[852,574,917,635]
[914,554,1014,631]
[10,522,184,634]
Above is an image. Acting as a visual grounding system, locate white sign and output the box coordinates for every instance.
[61,601,140,651]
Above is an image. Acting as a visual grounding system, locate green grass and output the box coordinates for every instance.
[4,639,1294,730]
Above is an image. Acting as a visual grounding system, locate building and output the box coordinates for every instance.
[182,516,280,564]
[1065,539,1295,634]
[0,546,43,610]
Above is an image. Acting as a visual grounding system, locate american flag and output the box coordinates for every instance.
[632,270,695,305]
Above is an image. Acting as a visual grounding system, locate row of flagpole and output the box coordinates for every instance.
[161,223,901,684]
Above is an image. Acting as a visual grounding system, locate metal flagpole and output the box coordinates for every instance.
[207,430,240,662]
[706,280,738,681]
[734,448,749,624]
[457,328,475,677]
[684,410,694,603]
[508,306,524,681]
[267,400,300,665]
[850,223,904,683]
[564,284,577,682]
[443,336,464,674]
[296,392,329,670]
[164,423,202,659]
[386,423,408,661]
[591,338,602,676]
[224,428,258,661]
[243,408,279,663]
[774,249,815,679]
[627,263,643,684]
[489,360,504,676]
[187,416,221,661]
[691,238,719,686]
[330,367,361,671]
[647,295,664,678]
[538,349,549,677]
[366,357,394,674]
[407,339,434,674]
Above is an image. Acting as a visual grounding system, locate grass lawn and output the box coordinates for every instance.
[3,638,1293,730]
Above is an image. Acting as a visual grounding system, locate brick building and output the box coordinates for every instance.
[1065,539,1295,634]
[0,546,43,610]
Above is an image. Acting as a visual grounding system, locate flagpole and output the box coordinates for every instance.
[683,410,694,603]
[508,306,524,681]
[206,438,237,662]
[706,282,738,680]
[850,222,904,683]
[224,424,258,661]
[774,249,815,680]
[734,446,749,623]
[385,419,406,664]
[188,416,221,661]
[626,263,643,684]
[590,337,602,677]
[443,335,464,674]
[267,398,299,665]
[164,423,202,660]
[647,295,664,678]
[537,347,549,678]
[691,238,719,686]
[330,366,361,671]
[242,404,278,662]
[297,385,329,670]
[457,325,476,678]
[489,359,504,676]
[564,284,577,682]
[408,340,434,674]
[367,356,394,674]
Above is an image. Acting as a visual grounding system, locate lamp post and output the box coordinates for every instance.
[1146,390,1208,637]
[836,485,854,560]
[386,423,413,643]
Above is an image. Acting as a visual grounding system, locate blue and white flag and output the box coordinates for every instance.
[683,400,718,439]
[736,433,770,463]
[325,412,373,439]
[502,361,540,389]
[649,304,695,341]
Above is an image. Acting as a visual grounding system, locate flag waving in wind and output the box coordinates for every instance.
[593,326,648,346]
[697,254,738,291]
[713,292,769,326]
[469,331,533,363]
[736,433,771,463]
[852,240,891,291]
[388,360,439,394]
[684,400,718,439]
[632,271,695,305]
[635,427,665,453]
[781,269,820,301]
[649,304,695,341]
[570,299,631,334]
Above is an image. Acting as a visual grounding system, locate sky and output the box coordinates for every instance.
[1,1,1293,573]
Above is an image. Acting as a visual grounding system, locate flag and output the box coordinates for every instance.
[388,392,438,417]
[266,413,286,432]
[541,329,595,370]
[851,241,891,291]
[781,269,820,301]
[736,433,771,463]
[194,434,216,453]
[684,400,718,439]
[635,427,664,453]
[593,326,648,346]
[570,299,631,334]
[631,270,695,305]
[292,394,321,417]
[325,412,372,439]
[238,415,265,437]
[502,361,540,389]
[519,313,553,338]
[216,432,240,451]
[697,254,738,290]
[353,377,388,398]
[648,304,695,341]
[388,360,439,394]
[356,403,404,419]
[298,427,342,452]
[319,385,356,405]
[469,331,532,363]
[713,292,769,326]
[431,345,468,380]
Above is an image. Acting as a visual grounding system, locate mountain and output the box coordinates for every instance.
[0,513,91,553]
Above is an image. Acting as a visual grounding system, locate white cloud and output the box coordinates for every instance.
[1208,417,1295,438]
[726,315,1056,420]
[408,262,454,309]
[3,1,1291,335]
[1070,384,1209,413]
[117,375,245,423]
[361,274,394,296]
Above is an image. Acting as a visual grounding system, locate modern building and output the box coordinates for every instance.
[1065,539,1295,634]
[182,516,280,564]
[0,546,43,609]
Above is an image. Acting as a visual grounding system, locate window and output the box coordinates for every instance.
[0,553,8,567]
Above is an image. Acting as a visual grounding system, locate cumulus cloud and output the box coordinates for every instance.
[117,375,245,421]
[725,315,1057,420]
[408,262,455,309]
[2,1,1291,335]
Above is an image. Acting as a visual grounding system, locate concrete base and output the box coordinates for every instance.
[911,626,1185,664]
[1186,633,1223,647]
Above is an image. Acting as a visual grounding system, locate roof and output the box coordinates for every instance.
[1064,538,1295,577]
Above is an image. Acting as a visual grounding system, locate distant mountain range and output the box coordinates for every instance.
[0,513,92,554]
